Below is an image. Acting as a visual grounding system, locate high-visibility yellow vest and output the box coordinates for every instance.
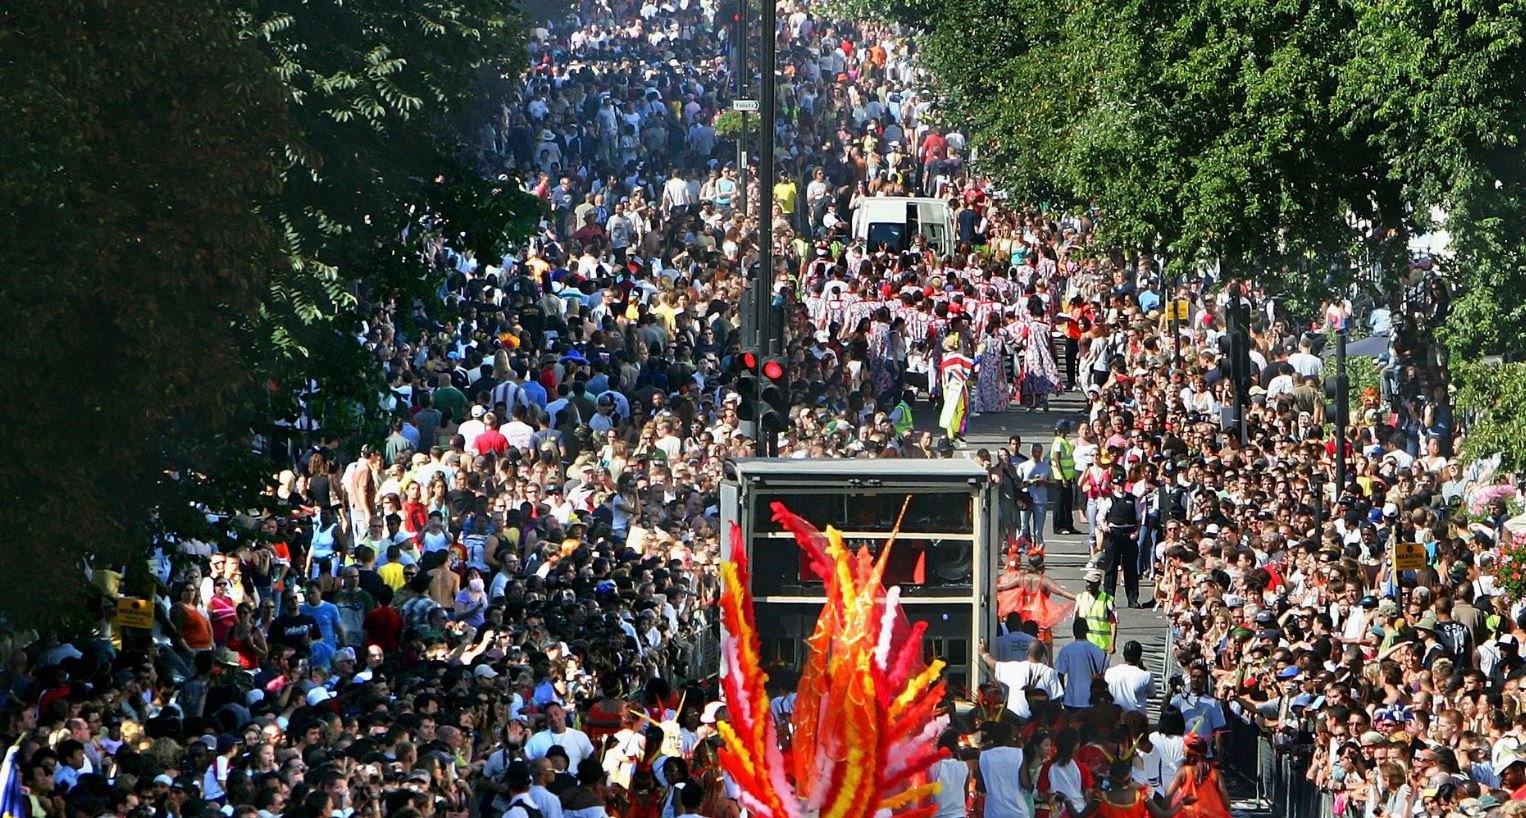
[1078,590,1115,652]
[892,401,915,436]
[1053,435,1076,479]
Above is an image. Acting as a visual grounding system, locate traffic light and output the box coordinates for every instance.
[757,356,788,439]
[1225,290,1252,394]
[734,348,762,435]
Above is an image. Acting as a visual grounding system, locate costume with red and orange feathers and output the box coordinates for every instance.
[716,502,950,818]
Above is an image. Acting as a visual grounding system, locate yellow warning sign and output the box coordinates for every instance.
[1392,542,1426,571]
[114,597,155,630]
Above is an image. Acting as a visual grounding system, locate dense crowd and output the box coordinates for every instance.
[1,1,1509,818]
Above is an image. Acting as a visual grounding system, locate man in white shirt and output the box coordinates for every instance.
[1287,336,1323,380]
[1104,640,1157,713]
[1169,664,1227,756]
[932,731,970,818]
[1052,619,1108,710]
[456,404,488,449]
[661,167,695,217]
[1015,443,1053,546]
[975,722,1028,818]
[980,639,1063,720]
[524,702,596,766]
[528,757,567,818]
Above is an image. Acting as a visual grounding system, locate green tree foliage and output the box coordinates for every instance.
[0,0,294,631]
[237,0,544,438]
[0,0,541,633]
[911,0,1526,351]
[1452,360,1526,470]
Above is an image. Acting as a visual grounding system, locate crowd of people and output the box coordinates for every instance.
[1,2,1514,818]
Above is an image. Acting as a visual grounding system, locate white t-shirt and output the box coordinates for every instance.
[994,660,1063,719]
[1104,663,1156,713]
[979,746,1029,818]
[524,727,596,766]
[1288,351,1324,379]
[1016,459,1053,505]
[1144,733,1186,796]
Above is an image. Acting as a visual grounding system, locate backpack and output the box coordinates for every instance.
[506,796,543,818]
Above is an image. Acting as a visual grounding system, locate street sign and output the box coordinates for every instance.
[1392,542,1427,571]
[114,596,155,629]
[1170,299,1192,321]
[732,99,759,112]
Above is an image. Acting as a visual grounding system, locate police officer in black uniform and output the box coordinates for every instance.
[1096,468,1142,607]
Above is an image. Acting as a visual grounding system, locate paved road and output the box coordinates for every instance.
[950,395,1264,815]
[941,393,1174,710]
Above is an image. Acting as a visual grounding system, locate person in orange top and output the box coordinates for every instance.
[1166,735,1231,818]
[1087,760,1190,818]
[1060,296,1092,390]
[171,581,214,654]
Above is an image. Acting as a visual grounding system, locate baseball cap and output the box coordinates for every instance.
[473,664,500,680]
[306,687,334,706]
[471,405,486,418]
[1083,568,1104,583]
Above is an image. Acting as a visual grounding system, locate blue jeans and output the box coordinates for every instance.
[1022,503,1049,547]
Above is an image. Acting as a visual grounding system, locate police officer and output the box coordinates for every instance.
[1094,468,1142,608]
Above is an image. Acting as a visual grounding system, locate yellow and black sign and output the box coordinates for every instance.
[1169,299,1192,322]
[1392,542,1427,571]
[114,597,155,630]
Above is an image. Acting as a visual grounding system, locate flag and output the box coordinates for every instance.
[0,742,25,818]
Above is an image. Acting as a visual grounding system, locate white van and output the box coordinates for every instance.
[851,196,955,255]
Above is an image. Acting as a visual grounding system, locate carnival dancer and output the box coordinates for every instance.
[1165,736,1232,818]
[1016,297,1063,412]
[939,334,975,445]
[973,314,1012,415]
[996,542,1077,644]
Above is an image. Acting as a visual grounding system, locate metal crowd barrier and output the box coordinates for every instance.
[1160,626,1330,818]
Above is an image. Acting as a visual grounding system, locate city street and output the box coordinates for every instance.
[936,392,1174,705]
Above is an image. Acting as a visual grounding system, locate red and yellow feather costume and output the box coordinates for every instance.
[717,502,950,818]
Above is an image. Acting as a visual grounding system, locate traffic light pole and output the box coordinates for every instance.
[1227,282,1249,444]
[1334,327,1349,495]
[755,0,779,456]
[734,0,747,219]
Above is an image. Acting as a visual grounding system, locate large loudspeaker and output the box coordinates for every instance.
[754,602,976,693]
[720,459,998,691]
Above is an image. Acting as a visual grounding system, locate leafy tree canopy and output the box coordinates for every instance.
[0,0,540,633]
[908,0,1526,356]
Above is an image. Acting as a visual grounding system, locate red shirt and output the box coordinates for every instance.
[474,429,508,456]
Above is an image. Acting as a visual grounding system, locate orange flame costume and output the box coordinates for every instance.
[716,502,951,818]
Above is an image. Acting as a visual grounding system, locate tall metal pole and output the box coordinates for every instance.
[1170,273,1181,367]
[1334,328,1349,497]
[734,0,748,218]
[757,0,777,361]
[751,0,779,456]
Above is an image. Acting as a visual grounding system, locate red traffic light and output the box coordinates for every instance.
[742,351,759,369]
[762,359,784,380]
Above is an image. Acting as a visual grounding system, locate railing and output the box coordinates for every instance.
[1160,627,1330,818]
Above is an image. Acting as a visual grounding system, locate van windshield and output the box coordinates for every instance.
[867,222,906,252]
